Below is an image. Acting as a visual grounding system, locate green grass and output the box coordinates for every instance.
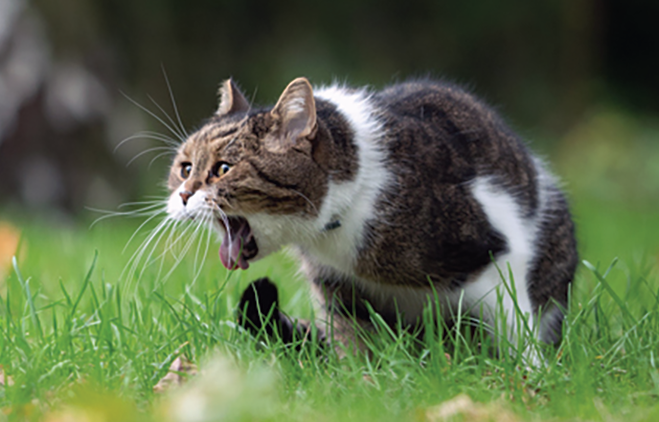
[0,193,657,422]
[1,109,659,421]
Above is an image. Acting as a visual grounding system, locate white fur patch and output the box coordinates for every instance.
[460,177,541,363]
[166,183,213,221]
[299,85,392,274]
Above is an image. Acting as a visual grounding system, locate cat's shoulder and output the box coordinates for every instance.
[374,78,492,113]
[313,78,476,103]
[377,77,470,97]
[311,78,493,128]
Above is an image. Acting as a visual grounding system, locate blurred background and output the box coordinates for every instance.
[0,0,658,289]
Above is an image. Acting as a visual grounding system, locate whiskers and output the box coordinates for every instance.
[115,66,189,167]
[211,198,233,249]
[88,199,168,228]
[112,202,219,298]
[94,68,222,296]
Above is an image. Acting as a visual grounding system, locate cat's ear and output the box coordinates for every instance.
[217,78,250,116]
[270,77,316,147]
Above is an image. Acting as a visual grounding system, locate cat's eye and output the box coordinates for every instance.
[180,163,192,179]
[212,162,232,178]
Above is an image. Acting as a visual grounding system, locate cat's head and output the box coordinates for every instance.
[165,77,330,270]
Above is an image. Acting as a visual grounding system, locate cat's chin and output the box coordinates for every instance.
[217,216,259,270]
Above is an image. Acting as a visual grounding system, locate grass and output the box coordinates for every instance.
[0,195,657,422]
[1,108,659,421]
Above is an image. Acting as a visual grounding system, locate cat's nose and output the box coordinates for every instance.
[179,190,193,206]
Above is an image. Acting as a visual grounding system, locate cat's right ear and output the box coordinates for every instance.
[268,77,317,151]
[217,78,250,116]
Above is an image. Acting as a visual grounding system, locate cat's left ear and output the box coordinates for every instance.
[217,78,250,116]
[270,77,317,147]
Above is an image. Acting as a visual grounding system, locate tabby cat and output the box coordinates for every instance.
[165,77,578,361]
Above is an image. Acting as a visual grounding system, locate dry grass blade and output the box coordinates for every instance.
[425,394,519,422]
[0,365,14,387]
[153,356,199,394]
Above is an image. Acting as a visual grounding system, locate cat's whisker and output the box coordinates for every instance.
[161,65,189,140]
[137,130,180,144]
[133,132,180,150]
[162,216,207,282]
[92,201,165,216]
[118,199,167,209]
[129,217,172,273]
[134,218,177,290]
[89,209,161,229]
[123,215,171,275]
[120,91,187,143]
[290,189,318,215]
[165,221,195,268]
[223,136,239,151]
[120,216,173,294]
[196,212,215,282]
[91,199,168,292]
[158,215,204,272]
[137,216,180,282]
[150,218,193,275]
[122,207,169,254]
[143,195,170,200]
[87,202,166,228]
[145,219,181,287]
[151,222,175,284]
[148,94,188,142]
[211,201,233,255]
[213,198,234,211]
[190,212,214,286]
[149,151,177,169]
[114,131,179,153]
[126,146,178,167]
[191,214,206,277]
[188,213,210,268]
[163,218,191,262]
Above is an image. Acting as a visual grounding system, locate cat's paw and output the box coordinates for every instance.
[236,278,326,350]
[237,277,281,338]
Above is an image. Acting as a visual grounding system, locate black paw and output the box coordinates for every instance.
[237,277,282,338]
[237,278,324,348]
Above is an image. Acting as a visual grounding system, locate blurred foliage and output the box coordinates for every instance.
[34,0,604,129]
[558,107,659,205]
[0,0,658,213]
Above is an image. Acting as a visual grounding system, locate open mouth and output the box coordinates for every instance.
[218,216,258,270]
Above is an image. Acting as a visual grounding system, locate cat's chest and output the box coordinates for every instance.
[302,226,362,277]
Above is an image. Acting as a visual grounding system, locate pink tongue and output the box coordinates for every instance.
[219,223,250,271]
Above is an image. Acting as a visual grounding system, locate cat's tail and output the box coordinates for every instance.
[237,277,325,349]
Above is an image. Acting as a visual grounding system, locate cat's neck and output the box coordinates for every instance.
[297,85,393,275]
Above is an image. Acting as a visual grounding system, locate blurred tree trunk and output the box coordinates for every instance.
[0,0,134,214]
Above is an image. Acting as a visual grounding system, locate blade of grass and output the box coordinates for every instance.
[70,251,99,319]
[583,259,637,324]
[12,256,43,342]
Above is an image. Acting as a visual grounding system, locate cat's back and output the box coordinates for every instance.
[373,79,517,151]
[374,79,491,120]
[374,78,476,113]
[372,79,538,211]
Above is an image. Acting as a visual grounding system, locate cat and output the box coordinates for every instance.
[165,76,578,362]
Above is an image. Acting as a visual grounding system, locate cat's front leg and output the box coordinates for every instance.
[236,276,375,357]
[309,278,378,357]
[237,278,324,349]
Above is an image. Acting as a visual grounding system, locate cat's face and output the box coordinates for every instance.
[166,78,328,270]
